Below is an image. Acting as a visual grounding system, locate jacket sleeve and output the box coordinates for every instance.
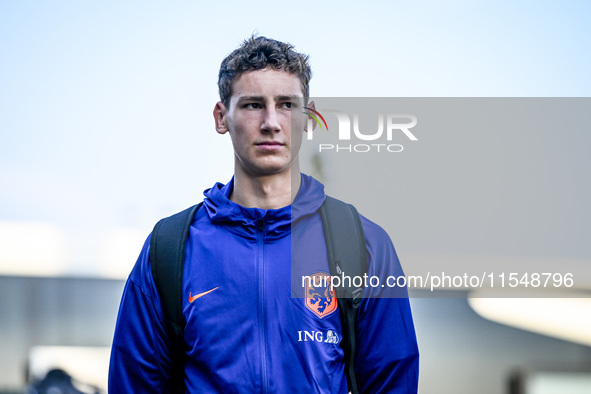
[354,218,420,393]
[108,236,174,393]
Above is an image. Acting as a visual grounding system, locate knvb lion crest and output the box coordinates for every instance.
[305,272,338,318]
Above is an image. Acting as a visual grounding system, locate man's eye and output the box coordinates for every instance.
[245,103,262,109]
[281,102,293,109]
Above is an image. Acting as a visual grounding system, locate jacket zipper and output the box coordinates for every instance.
[257,218,268,393]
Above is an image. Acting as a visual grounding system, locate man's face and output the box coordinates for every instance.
[214,68,309,178]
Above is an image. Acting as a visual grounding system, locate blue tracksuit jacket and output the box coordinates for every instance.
[109,174,419,393]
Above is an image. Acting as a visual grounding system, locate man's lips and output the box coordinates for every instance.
[256,141,284,150]
[256,141,283,146]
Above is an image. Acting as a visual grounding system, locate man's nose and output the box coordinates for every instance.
[261,107,281,133]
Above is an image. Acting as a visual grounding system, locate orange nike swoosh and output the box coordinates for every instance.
[188,287,219,303]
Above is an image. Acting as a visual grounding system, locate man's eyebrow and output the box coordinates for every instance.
[236,96,264,102]
[276,95,302,101]
[236,95,303,102]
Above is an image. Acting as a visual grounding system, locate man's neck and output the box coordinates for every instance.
[230,169,302,210]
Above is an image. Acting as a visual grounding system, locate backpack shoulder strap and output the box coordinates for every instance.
[149,202,202,393]
[320,196,367,394]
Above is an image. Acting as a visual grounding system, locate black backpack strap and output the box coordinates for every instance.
[149,202,201,394]
[320,196,368,394]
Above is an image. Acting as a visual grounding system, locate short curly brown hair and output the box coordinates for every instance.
[218,36,312,107]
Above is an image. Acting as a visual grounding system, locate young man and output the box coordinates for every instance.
[109,36,419,393]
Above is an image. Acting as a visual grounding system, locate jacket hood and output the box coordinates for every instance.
[202,174,325,240]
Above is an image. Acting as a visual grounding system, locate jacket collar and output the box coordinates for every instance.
[202,174,325,240]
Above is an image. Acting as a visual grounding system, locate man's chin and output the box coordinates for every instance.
[244,164,296,178]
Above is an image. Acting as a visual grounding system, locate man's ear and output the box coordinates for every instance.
[214,101,228,134]
[304,100,317,132]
